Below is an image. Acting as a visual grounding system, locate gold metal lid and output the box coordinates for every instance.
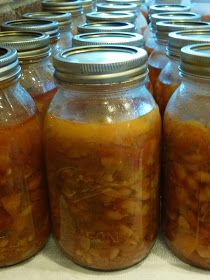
[77,21,135,33]
[105,0,142,8]
[151,12,201,31]
[0,47,21,82]
[42,0,83,16]
[180,43,210,78]
[167,30,210,58]
[149,4,191,15]
[23,12,72,29]
[53,45,148,83]
[156,21,210,41]
[1,19,60,42]
[72,32,144,47]
[86,11,136,23]
[0,31,50,62]
[96,2,138,13]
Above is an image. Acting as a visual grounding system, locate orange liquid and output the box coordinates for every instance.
[45,109,161,270]
[0,115,49,266]
[163,114,210,269]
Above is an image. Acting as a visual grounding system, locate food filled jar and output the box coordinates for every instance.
[86,11,137,28]
[144,3,191,56]
[23,12,73,49]
[0,46,49,267]
[96,2,147,34]
[72,32,153,94]
[155,24,210,116]
[44,45,161,270]
[163,43,210,270]
[1,19,60,57]
[77,21,135,33]
[148,12,200,89]
[105,0,149,22]
[42,0,85,35]
[0,31,57,120]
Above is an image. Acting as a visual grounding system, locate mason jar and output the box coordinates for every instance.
[0,31,57,120]
[145,5,191,56]
[96,2,147,34]
[23,12,73,49]
[105,0,149,23]
[44,45,161,271]
[148,12,200,89]
[163,43,210,270]
[1,19,61,57]
[86,11,137,29]
[155,25,210,116]
[77,21,135,33]
[0,46,49,267]
[42,0,86,35]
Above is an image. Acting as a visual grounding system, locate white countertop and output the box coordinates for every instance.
[1,237,210,280]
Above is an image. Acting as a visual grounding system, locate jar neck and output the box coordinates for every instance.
[20,55,50,65]
[57,76,148,95]
[0,78,19,90]
[155,38,167,46]
[181,75,210,95]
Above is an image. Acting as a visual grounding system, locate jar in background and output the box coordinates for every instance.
[155,24,210,116]
[82,0,94,13]
[77,21,135,33]
[86,11,137,27]
[163,43,210,269]
[44,45,161,270]
[149,4,191,17]
[0,47,49,267]
[1,19,61,56]
[0,31,57,120]
[72,32,153,95]
[148,12,200,89]
[42,0,86,35]
[147,0,191,5]
[97,1,147,34]
[23,12,73,49]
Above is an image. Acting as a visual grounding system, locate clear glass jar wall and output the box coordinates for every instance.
[44,45,161,271]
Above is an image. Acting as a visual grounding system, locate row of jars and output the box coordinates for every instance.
[0,0,210,272]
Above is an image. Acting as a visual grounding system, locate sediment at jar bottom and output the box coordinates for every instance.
[0,115,50,267]
[44,108,161,270]
[154,80,180,116]
[163,113,210,269]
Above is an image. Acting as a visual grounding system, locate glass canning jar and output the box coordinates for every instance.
[155,25,210,116]
[0,46,49,267]
[44,45,161,270]
[1,19,61,57]
[23,12,73,49]
[86,11,137,29]
[97,1,147,34]
[145,5,191,55]
[72,32,153,95]
[42,0,86,35]
[148,12,200,89]
[77,21,135,33]
[0,31,57,120]
[147,0,191,5]
[163,43,210,270]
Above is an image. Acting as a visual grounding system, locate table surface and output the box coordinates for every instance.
[1,237,210,280]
